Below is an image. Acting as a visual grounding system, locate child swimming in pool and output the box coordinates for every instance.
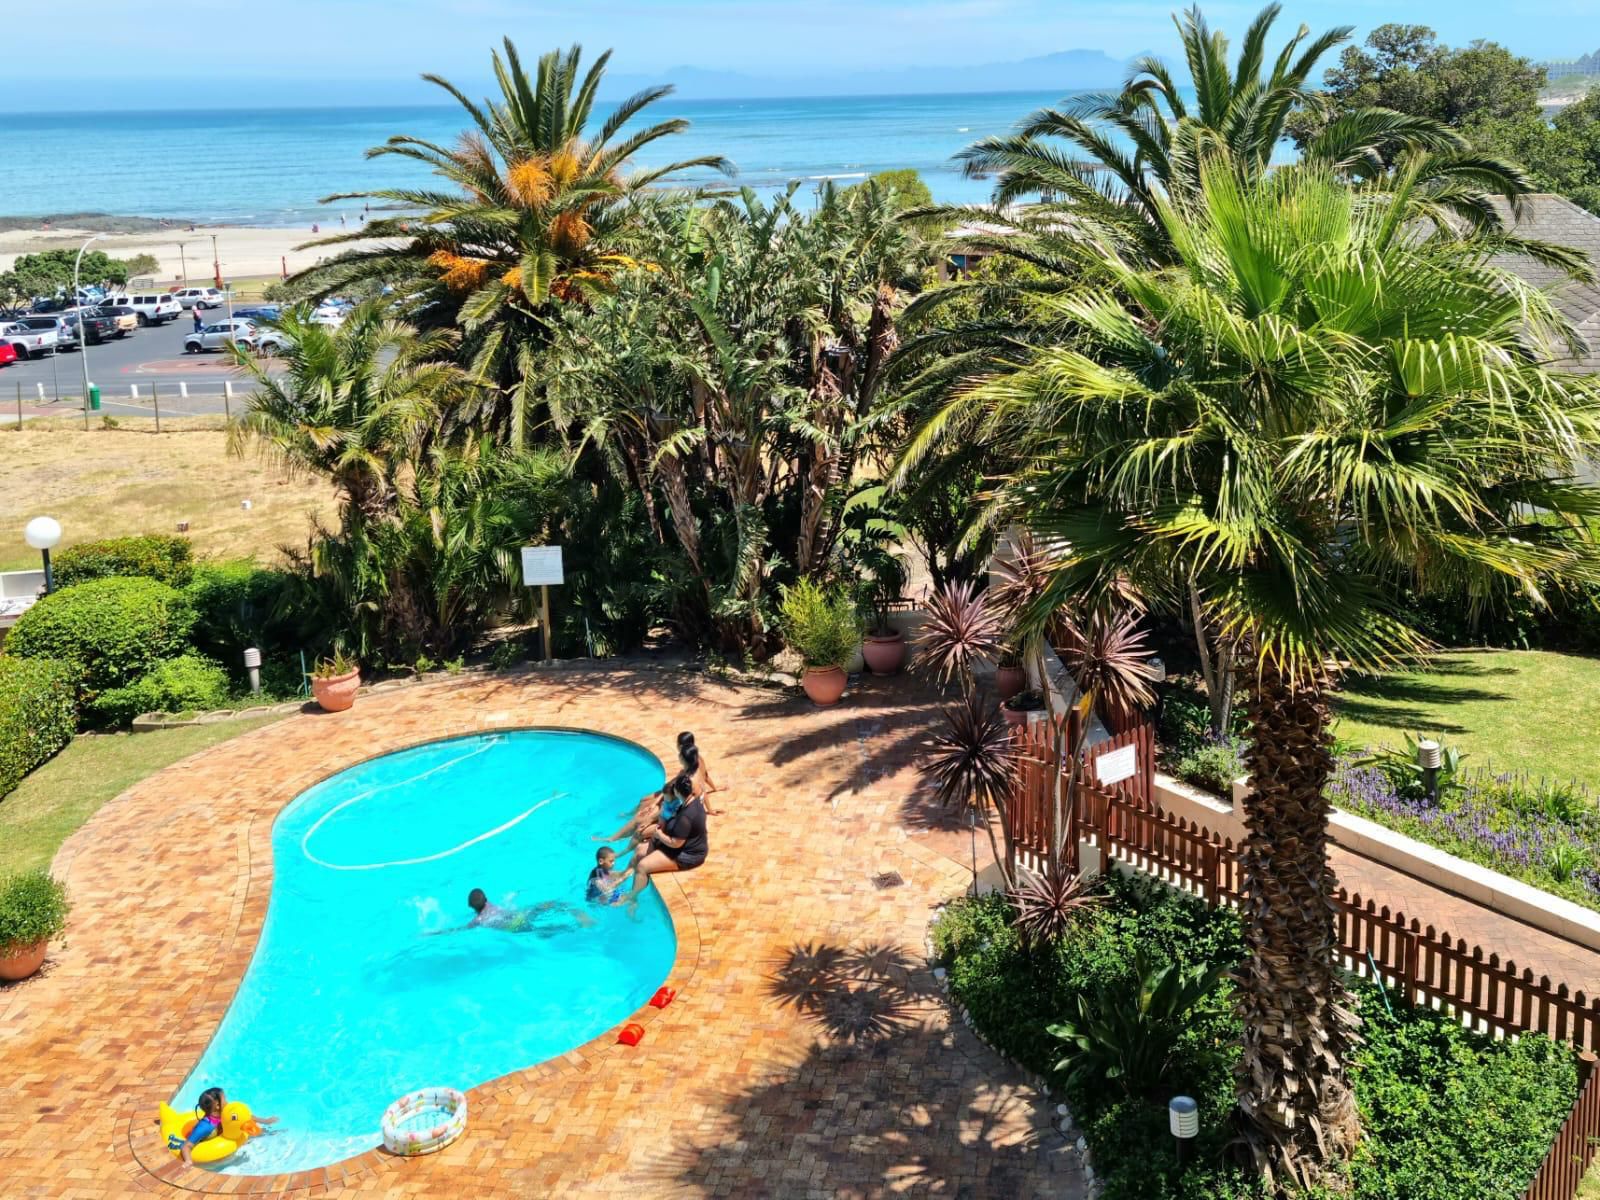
[586,846,632,906]
[170,1087,279,1165]
[438,888,595,935]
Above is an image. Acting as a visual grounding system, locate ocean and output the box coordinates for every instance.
[2,91,1075,225]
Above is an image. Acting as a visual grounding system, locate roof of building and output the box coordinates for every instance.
[1494,194,1600,373]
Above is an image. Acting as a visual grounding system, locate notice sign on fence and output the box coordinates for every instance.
[1095,743,1137,786]
[520,545,564,587]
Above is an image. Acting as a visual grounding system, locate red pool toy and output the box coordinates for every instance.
[649,987,676,1009]
[617,1022,645,1046]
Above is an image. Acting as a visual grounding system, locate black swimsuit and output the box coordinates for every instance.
[658,797,707,870]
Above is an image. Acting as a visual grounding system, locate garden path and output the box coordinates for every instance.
[0,667,1086,1199]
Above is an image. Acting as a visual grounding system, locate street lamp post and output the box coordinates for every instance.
[73,233,104,417]
[177,241,189,284]
[24,516,62,594]
[211,233,222,289]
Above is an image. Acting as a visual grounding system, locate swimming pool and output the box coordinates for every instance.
[168,730,673,1175]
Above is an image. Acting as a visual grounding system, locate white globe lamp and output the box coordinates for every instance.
[23,516,63,593]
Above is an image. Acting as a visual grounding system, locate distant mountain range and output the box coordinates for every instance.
[595,49,1138,100]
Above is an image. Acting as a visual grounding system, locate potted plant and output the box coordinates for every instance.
[994,643,1026,700]
[0,870,70,983]
[310,648,361,713]
[781,579,863,705]
[1002,688,1046,729]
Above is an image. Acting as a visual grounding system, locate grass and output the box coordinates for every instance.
[1333,649,1600,791]
[1582,1158,1600,1198]
[0,418,330,571]
[0,716,284,876]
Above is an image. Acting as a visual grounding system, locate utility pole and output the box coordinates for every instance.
[74,233,104,421]
[211,233,222,289]
[177,241,189,284]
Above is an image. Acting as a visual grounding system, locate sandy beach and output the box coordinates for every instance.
[0,220,394,283]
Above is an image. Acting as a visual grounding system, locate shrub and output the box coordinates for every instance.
[0,869,70,952]
[53,534,193,588]
[6,576,196,696]
[87,653,232,727]
[1174,734,1248,796]
[779,579,862,668]
[0,657,77,797]
[184,560,302,663]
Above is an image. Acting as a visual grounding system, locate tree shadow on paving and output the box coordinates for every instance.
[639,938,1075,1198]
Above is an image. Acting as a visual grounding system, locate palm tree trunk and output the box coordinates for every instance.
[1235,661,1358,1186]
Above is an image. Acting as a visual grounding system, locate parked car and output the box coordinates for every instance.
[0,342,16,367]
[14,315,76,351]
[255,327,295,355]
[68,311,120,345]
[172,287,226,310]
[114,293,182,326]
[95,305,139,336]
[184,319,258,353]
[309,304,347,328]
[232,305,282,322]
[0,322,57,359]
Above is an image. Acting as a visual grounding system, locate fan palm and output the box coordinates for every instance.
[935,162,1600,1183]
[297,41,732,444]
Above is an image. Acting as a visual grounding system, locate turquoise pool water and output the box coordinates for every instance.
[169,730,672,1176]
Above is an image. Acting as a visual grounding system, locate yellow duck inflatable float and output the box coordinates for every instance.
[160,1101,262,1164]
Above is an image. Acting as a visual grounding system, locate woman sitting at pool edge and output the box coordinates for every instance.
[627,773,708,899]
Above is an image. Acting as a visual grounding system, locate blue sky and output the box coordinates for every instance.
[9,1,1595,102]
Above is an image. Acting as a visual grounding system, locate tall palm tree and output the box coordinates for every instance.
[915,162,1600,1185]
[956,3,1529,263]
[298,41,732,444]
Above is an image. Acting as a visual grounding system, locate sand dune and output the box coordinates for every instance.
[0,221,394,283]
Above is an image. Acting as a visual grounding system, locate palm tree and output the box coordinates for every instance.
[298,41,732,444]
[920,162,1600,1184]
[229,301,463,525]
[956,3,1529,262]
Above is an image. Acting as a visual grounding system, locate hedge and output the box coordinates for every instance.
[88,653,232,727]
[5,577,195,696]
[185,560,304,664]
[0,657,77,797]
[53,534,194,589]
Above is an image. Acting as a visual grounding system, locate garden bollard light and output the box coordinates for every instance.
[1418,738,1442,804]
[1169,1095,1198,1166]
[24,516,62,594]
[243,647,262,695]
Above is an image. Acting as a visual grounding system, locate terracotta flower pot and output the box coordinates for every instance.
[0,939,48,983]
[995,664,1026,701]
[801,665,848,705]
[311,668,362,713]
[862,631,906,675]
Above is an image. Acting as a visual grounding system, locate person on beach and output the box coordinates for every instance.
[626,774,708,901]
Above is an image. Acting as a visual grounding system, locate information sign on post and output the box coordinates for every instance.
[520,546,564,661]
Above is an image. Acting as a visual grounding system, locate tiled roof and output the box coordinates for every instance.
[1495,194,1600,373]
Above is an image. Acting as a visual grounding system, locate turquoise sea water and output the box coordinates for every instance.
[3,91,1073,222]
[169,730,671,1176]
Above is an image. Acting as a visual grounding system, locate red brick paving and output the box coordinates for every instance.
[0,666,1085,1199]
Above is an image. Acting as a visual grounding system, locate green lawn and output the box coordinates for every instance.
[1332,649,1600,791]
[0,717,283,876]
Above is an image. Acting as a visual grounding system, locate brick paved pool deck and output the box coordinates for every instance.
[0,667,1086,1199]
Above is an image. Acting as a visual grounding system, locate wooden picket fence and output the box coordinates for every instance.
[1007,717,1600,1199]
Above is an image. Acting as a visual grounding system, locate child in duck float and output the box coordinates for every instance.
[162,1087,278,1165]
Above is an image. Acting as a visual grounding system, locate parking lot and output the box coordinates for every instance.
[0,314,277,419]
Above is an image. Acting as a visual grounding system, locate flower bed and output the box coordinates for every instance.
[1329,762,1600,914]
[932,875,1579,1200]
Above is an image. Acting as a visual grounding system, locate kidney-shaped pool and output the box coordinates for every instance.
[169,729,672,1175]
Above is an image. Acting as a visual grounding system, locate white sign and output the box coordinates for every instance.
[1095,744,1137,786]
[520,545,564,587]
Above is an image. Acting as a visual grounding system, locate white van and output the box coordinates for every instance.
[116,293,182,325]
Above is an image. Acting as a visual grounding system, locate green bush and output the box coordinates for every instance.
[87,653,233,726]
[6,576,196,696]
[935,878,1577,1200]
[0,869,70,952]
[0,657,77,797]
[52,534,194,588]
[1174,735,1248,796]
[184,560,303,663]
[779,578,862,668]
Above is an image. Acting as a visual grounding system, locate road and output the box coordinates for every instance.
[0,315,273,420]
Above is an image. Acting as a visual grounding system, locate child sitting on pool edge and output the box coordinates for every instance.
[170,1087,279,1165]
[586,846,632,905]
